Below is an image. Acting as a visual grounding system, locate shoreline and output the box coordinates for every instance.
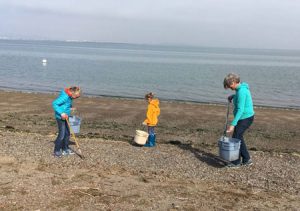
[1,88,299,111]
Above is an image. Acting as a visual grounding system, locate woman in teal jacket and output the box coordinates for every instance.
[52,86,80,157]
[224,73,255,167]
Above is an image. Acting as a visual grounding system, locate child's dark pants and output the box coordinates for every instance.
[54,118,70,153]
[231,116,254,165]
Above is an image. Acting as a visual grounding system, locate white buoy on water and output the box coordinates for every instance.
[42,59,47,66]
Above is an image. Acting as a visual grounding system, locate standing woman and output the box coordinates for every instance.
[52,86,81,157]
[223,73,255,167]
[143,92,160,147]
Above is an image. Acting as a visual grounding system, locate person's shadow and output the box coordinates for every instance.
[167,140,226,168]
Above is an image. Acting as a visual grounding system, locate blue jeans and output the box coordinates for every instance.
[148,126,155,135]
[145,126,156,147]
[232,116,254,165]
[54,118,70,152]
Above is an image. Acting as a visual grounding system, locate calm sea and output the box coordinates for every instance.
[0,39,300,108]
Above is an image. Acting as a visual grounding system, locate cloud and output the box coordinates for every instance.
[1,0,300,49]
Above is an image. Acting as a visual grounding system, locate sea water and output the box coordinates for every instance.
[0,39,299,108]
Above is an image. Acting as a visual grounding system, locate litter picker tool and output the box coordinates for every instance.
[66,118,84,159]
[223,101,230,138]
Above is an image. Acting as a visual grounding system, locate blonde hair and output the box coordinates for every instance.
[145,92,154,100]
[223,73,240,89]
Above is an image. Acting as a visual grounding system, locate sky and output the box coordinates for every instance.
[0,0,300,50]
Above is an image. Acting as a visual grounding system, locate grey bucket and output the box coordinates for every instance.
[69,116,81,134]
[218,137,241,161]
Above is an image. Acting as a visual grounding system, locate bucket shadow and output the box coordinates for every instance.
[129,137,144,147]
[167,140,226,168]
[130,142,144,147]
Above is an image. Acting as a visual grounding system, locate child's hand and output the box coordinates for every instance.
[61,113,68,120]
[142,122,147,126]
[71,108,76,111]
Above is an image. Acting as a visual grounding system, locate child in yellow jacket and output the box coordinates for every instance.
[143,92,160,147]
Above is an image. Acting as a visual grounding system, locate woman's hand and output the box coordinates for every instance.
[226,125,235,134]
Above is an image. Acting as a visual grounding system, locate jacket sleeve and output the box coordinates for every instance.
[52,94,68,115]
[231,90,246,126]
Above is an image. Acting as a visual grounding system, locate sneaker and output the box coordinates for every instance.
[53,151,62,158]
[226,163,241,168]
[62,148,75,156]
[242,159,253,166]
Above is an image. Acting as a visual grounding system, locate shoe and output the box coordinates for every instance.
[53,151,62,158]
[226,163,241,168]
[61,151,68,156]
[62,148,75,156]
[144,142,154,147]
[144,134,156,147]
[242,159,253,166]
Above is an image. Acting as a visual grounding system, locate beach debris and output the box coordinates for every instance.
[3,125,15,130]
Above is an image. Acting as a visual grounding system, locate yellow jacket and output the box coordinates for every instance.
[143,99,160,126]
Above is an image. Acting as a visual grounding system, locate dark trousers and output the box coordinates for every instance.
[54,118,70,152]
[232,116,254,165]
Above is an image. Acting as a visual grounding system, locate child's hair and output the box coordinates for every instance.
[69,86,81,95]
[223,73,240,89]
[145,92,154,100]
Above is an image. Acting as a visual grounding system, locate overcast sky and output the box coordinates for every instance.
[0,0,300,49]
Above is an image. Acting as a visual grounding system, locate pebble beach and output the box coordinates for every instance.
[0,90,299,210]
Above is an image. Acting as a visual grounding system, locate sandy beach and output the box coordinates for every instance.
[0,90,299,210]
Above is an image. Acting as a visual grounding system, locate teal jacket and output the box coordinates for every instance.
[52,89,73,119]
[231,82,255,126]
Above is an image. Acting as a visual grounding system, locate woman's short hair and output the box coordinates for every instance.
[223,73,240,89]
[145,92,154,100]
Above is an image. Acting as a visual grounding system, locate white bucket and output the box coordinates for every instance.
[69,116,81,134]
[218,137,241,161]
[134,130,149,145]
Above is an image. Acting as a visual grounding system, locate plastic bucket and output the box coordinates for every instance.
[69,116,81,134]
[218,137,241,161]
[134,130,149,145]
